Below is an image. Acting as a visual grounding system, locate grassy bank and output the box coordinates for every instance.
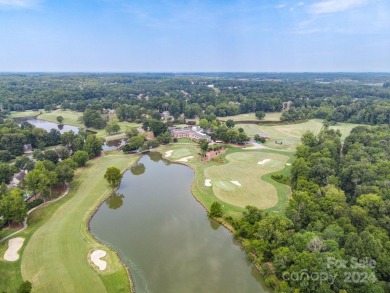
[0,154,139,293]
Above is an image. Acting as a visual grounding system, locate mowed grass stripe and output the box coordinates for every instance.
[21,154,139,293]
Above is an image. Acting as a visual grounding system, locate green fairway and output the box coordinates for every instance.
[204,151,290,209]
[10,110,43,118]
[156,143,293,218]
[5,154,139,293]
[218,112,282,122]
[39,110,84,128]
[240,119,362,151]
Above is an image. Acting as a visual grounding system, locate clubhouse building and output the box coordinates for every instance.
[169,126,212,142]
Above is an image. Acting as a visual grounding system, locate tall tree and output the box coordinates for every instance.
[104,167,122,186]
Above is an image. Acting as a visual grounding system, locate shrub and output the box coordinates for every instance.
[27,198,44,210]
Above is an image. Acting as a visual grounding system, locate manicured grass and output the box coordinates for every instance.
[218,112,282,122]
[156,143,293,219]
[240,119,362,151]
[0,228,20,240]
[204,151,290,209]
[38,109,84,128]
[163,148,193,160]
[0,154,139,293]
[9,110,43,118]
[177,138,194,144]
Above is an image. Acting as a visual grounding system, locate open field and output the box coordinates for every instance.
[9,110,43,118]
[218,112,282,122]
[0,154,138,293]
[156,143,293,217]
[204,151,290,209]
[39,110,84,128]
[241,119,362,151]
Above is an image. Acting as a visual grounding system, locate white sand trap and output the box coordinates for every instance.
[205,179,212,187]
[165,150,174,157]
[258,159,271,165]
[91,250,107,271]
[286,163,291,166]
[231,180,242,186]
[4,237,24,261]
[177,156,193,162]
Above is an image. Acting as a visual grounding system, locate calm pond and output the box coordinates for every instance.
[15,117,80,134]
[15,118,125,151]
[90,154,270,293]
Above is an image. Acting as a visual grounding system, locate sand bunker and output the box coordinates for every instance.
[165,150,174,157]
[258,159,271,165]
[177,156,193,162]
[230,180,242,187]
[205,179,212,187]
[90,250,107,271]
[3,237,24,261]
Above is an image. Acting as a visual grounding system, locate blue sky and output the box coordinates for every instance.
[0,0,389,72]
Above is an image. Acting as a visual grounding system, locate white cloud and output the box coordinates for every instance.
[0,0,39,9]
[298,2,305,6]
[309,0,369,14]
[276,4,286,9]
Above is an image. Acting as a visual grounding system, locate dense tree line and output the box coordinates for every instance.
[2,73,389,124]
[281,99,390,125]
[226,127,390,292]
[0,116,103,229]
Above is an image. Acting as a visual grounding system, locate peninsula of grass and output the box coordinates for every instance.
[156,142,293,219]
[39,109,84,128]
[0,153,139,293]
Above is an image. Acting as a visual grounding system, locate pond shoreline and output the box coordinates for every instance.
[90,151,270,292]
[87,154,141,293]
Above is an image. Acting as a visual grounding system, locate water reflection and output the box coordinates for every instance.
[15,117,80,134]
[106,193,124,210]
[148,152,162,162]
[209,218,221,231]
[130,163,146,176]
[102,138,128,151]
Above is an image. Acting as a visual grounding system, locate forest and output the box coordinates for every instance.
[1,73,390,126]
[230,126,390,292]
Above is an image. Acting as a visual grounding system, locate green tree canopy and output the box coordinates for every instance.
[104,167,123,186]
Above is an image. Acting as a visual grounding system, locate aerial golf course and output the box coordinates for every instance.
[1,153,139,292]
[1,110,361,292]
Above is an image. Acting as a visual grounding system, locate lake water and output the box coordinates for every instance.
[90,154,270,293]
[15,118,125,151]
[16,117,80,134]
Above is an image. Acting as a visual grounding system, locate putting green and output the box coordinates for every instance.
[204,151,290,209]
[20,154,139,293]
[167,148,193,160]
